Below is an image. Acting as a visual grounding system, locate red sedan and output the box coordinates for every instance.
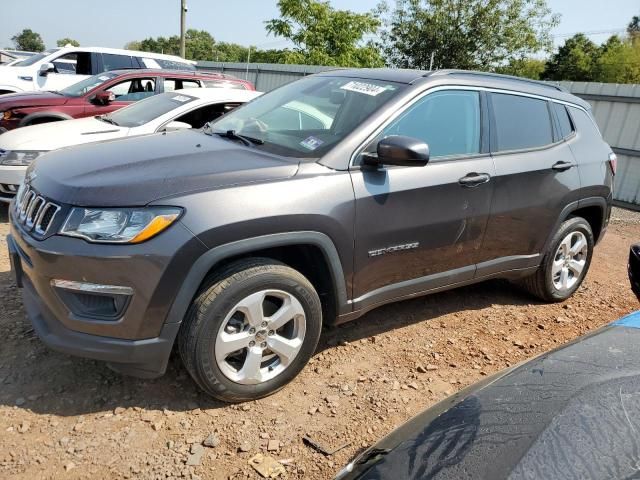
[0,69,254,132]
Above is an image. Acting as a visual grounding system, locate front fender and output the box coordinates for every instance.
[164,231,350,328]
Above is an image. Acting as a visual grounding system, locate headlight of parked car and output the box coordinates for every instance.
[0,150,46,166]
[60,207,182,244]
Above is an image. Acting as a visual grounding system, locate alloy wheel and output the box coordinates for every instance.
[214,289,307,385]
[552,231,588,292]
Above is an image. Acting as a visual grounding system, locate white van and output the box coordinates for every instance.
[0,46,196,95]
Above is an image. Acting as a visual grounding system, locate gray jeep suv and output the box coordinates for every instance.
[7,69,614,402]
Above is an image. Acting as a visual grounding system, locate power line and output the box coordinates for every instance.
[551,28,628,38]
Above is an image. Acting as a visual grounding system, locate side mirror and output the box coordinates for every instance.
[93,91,115,105]
[630,244,640,302]
[162,121,192,132]
[363,135,430,167]
[38,62,55,76]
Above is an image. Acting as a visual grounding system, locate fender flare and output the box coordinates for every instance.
[164,231,350,327]
[19,111,74,127]
[542,196,610,254]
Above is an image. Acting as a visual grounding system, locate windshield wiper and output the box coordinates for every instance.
[205,126,264,147]
[97,115,119,126]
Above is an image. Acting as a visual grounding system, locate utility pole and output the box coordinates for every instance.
[246,46,251,80]
[180,0,187,58]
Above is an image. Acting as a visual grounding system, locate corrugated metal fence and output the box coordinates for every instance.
[197,62,640,206]
[197,61,338,92]
[557,82,640,208]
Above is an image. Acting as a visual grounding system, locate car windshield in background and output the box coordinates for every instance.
[209,76,406,158]
[106,92,197,127]
[59,72,120,97]
[13,48,59,67]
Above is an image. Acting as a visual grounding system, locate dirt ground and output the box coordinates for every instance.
[1,205,639,480]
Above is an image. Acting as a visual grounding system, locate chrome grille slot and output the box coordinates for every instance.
[13,185,61,237]
[19,190,36,221]
[26,196,44,227]
[35,203,61,235]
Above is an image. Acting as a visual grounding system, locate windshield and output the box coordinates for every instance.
[13,49,58,67]
[59,72,120,97]
[107,92,197,127]
[209,76,405,158]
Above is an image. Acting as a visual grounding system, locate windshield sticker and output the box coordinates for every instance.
[340,81,388,96]
[172,95,192,103]
[98,76,110,81]
[300,136,324,151]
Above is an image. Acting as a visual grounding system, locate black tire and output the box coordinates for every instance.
[178,258,322,402]
[521,216,594,302]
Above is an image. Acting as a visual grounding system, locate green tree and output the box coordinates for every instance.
[124,41,142,51]
[379,0,559,70]
[11,29,45,52]
[629,15,639,38]
[496,57,546,79]
[56,38,80,47]
[593,35,640,83]
[265,0,384,67]
[542,34,600,81]
[129,30,216,61]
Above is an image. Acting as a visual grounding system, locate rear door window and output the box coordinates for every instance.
[164,78,202,92]
[490,93,554,151]
[102,54,134,71]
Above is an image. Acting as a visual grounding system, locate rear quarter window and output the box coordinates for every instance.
[490,93,554,151]
[553,103,575,139]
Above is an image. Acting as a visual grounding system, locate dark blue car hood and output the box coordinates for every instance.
[344,311,640,480]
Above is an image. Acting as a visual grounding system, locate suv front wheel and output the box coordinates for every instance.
[178,258,322,402]
[521,217,594,302]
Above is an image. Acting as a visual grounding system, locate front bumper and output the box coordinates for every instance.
[0,165,26,202]
[7,209,207,377]
[20,268,180,378]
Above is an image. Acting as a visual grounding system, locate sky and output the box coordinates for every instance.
[1,0,638,54]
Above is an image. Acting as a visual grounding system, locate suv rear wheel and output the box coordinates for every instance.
[178,258,322,402]
[521,217,594,302]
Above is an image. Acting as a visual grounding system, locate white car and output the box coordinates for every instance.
[0,46,196,95]
[0,88,262,202]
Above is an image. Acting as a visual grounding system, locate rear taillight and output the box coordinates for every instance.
[608,152,617,175]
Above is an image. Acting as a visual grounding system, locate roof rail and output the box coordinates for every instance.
[426,69,565,92]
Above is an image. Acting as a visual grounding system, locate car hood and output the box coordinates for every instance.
[343,312,640,480]
[0,117,127,151]
[29,129,300,206]
[0,90,69,108]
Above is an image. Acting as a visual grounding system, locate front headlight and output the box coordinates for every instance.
[60,207,182,244]
[0,150,46,166]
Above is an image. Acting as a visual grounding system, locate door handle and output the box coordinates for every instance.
[459,172,491,187]
[552,161,575,172]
